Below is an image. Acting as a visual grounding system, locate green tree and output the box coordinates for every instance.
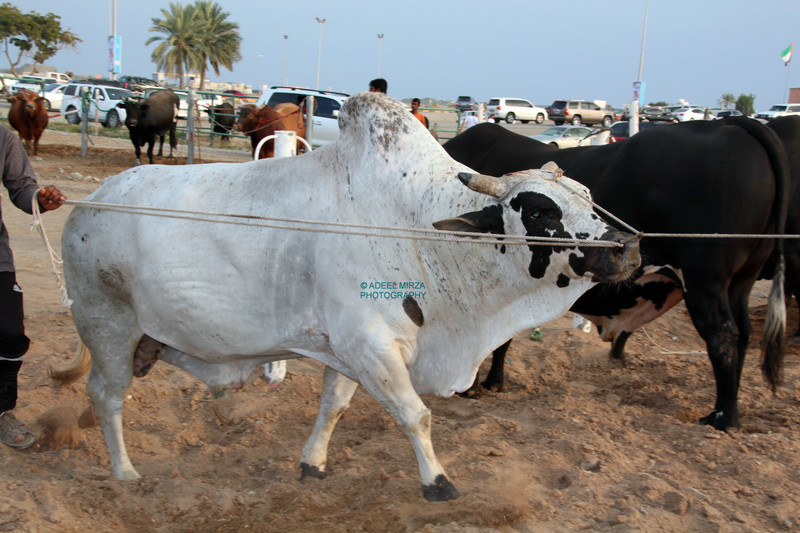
[147,1,241,90]
[735,93,756,116]
[648,101,669,107]
[0,3,80,75]
[146,2,205,89]
[192,1,241,91]
[718,93,736,109]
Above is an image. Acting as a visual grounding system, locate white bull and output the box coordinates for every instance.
[56,92,640,501]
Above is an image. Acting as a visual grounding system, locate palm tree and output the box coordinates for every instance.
[146,2,205,89]
[192,1,241,91]
[719,93,736,110]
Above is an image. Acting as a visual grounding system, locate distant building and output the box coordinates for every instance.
[789,88,800,103]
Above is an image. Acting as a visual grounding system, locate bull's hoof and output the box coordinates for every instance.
[457,385,485,399]
[422,474,460,501]
[299,462,326,480]
[480,379,505,393]
[698,409,738,431]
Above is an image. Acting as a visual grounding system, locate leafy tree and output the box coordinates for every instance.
[735,93,756,116]
[192,1,241,91]
[0,3,80,75]
[648,101,669,107]
[718,93,736,109]
[147,1,241,90]
[147,2,205,89]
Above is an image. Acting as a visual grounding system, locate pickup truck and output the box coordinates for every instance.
[9,72,72,94]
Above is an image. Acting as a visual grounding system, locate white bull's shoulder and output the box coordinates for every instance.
[59,92,639,500]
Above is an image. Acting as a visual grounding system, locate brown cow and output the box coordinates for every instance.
[234,102,306,159]
[8,89,48,156]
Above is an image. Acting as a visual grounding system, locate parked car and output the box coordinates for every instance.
[70,78,124,88]
[546,100,614,126]
[485,97,547,124]
[9,72,72,94]
[41,82,68,111]
[671,107,709,121]
[119,75,162,94]
[154,90,223,120]
[456,95,476,112]
[60,82,135,128]
[10,75,49,94]
[753,104,800,121]
[608,120,665,142]
[256,86,350,147]
[621,106,679,123]
[714,109,743,119]
[529,125,594,148]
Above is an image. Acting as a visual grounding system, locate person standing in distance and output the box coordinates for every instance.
[0,125,67,450]
[410,98,429,129]
[368,78,388,94]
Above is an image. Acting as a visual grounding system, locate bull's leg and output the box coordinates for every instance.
[458,339,511,398]
[72,305,142,479]
[354,349,459,501]
[156,134,165,157]
[299,367,358,479]
[683,287,741,430]
[146,140,156,165]
[168,125,177,158]
[482,339,510,392]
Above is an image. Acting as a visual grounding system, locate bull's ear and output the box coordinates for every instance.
[116,102,125,109]
[432,205,504,236]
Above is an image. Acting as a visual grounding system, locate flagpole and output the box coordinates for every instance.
[782,42,793,102]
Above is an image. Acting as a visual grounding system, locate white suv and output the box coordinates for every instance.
[485,97,548,124]
[753,104,800,121]
[60,82,135,128]
[256,86,349,147]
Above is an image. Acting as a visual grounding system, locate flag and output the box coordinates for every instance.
[782,43,793,65]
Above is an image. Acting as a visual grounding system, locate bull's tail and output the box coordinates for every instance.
[762,257,786,392]
[732,117,790,392]
[48,340,92,386]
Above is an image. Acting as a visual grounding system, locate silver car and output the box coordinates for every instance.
[530,126,594,148]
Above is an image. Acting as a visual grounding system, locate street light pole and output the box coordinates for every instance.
[257,54,264,93]
[629,0,649,137]
[377,34,384,77]
[315,17,326,90]
[282,35,288,86]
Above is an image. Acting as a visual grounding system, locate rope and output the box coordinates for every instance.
[29,196,72,308]
[640,327,705,356]
[60,199,623,248]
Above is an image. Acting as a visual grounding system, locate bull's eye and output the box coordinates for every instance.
[529,211,542,219]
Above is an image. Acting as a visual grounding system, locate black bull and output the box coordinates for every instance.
[443,117,789,430]
[117,89,180,165]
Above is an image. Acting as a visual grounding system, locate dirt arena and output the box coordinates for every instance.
[2,130,800,532]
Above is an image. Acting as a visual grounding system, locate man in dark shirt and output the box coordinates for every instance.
[0,125,66,449]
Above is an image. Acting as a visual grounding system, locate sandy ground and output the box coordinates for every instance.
[2,129,800,532]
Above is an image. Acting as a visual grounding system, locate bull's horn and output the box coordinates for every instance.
[457,172,507,198]
[540,161,564,178]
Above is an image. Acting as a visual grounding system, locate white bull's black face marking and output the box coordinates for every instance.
[509,191,573,279]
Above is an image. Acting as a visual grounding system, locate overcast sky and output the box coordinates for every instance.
[18,0,800,109]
